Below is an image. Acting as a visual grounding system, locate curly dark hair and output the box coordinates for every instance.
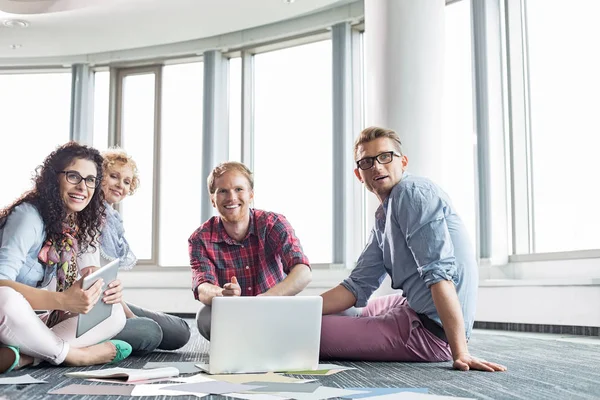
[0,141,106,253]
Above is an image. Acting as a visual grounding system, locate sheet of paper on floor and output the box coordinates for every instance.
[86,377,172,385]
[271,386,370,400]
[244,381,321,393]
[281,364,355,375]
[280,369,343,376]
[196,363,210,372]
[313,364,355,371]
[0,374,47,385]
[343,387,428,398]
[65,366,179,382]
[143,361,203,374]
[352,393,475,400]
[171,373,217,384]
[48,384,134,395]
[131,383,208,397]
[210,372,312,384]
[228,393,291,400]
[165,381,267,395]
[196,362,354,376]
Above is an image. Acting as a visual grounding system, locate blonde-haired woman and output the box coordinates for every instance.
[80,148,190,355]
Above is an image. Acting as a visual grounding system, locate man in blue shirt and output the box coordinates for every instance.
[320,126,506,372]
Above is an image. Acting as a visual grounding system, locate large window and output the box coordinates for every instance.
[93,70,110,151]
[253,40,333,263]
[442,0,477,249]
[159,62,204,267]
[228,57,242,162]
[0,72,71,209]
[119,72,157,260]
[525,0,600,253]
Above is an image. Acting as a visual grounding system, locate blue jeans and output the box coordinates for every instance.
[112,303,191,355]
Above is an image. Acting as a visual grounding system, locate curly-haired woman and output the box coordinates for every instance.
[79,148,190,355]
[0,142,132,374]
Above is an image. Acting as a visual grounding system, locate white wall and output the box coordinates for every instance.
[120,263,600,327]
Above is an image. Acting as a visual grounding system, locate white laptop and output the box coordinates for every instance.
[203,296,322,374]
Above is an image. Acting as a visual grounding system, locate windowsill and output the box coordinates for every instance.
[479,278,600,287]
[121,257,600,289]
[118,264,352,289]
[118,262,600,326]
[509,249,600,263]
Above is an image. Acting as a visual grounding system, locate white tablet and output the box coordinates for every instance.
[76,258,120,338]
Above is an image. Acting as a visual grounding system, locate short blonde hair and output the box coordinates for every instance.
[101,148,140,195]
[353,126,403,160]
[207,162,254,195]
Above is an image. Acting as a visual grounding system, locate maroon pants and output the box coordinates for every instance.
[320,294,452,362]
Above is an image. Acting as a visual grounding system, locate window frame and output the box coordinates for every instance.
[113,66,163,265]
[502,0,600,261]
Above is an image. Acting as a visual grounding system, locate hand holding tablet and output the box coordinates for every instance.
[75,259,121,337]
[80,266,124,306]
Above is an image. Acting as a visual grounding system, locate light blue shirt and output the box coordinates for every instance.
[0,202,56,288]
[342,173,478,339]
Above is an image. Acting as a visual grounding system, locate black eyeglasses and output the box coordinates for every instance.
[58,170,99,189]
[356,151,402,170]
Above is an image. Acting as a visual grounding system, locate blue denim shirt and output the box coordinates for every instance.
[0,202,56,288]
[342,173,478,339]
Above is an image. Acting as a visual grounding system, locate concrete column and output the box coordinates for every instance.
[364,0,446,217]
[201,50,229,223]
[241,51,255,170]
[70,64,94,145]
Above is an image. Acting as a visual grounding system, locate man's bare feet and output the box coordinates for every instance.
[64,342,117,366]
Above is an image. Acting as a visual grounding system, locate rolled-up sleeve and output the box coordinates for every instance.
[188,233,218,300]
[267,215,310,274]
[341,229,387,307]
[394,185,457,287]
[0,204,44,281]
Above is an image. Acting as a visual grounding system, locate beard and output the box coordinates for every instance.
[219,206,248,223]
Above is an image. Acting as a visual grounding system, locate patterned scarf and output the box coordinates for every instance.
[38,216,79,328]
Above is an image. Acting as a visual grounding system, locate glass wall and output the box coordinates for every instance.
[253,40,333,263]
[120,72,156,260]
[525,0,600,253]
[442,0,477,249]
[9,0,592,269]
[159,62,204,266]
[93,70,110,151]
[0,72,71,209]
[228,57,242,163]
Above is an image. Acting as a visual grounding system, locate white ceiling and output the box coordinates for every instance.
[0,0,345,59]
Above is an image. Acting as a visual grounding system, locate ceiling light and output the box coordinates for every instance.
[2,19,30,28]
[9,44,22,50]
[283,0,295,3]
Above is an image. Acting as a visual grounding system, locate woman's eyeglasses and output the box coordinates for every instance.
[58,170,99,188]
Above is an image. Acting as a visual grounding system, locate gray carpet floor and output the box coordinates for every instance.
[1,323,599,400]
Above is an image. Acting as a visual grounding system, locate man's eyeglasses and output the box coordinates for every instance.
[58,170,99,189]
[356,151,402,170]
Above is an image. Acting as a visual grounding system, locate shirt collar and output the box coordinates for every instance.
[210,208,256,244]
[375,171,409,222]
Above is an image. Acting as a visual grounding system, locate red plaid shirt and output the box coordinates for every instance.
[188,209,310,299]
